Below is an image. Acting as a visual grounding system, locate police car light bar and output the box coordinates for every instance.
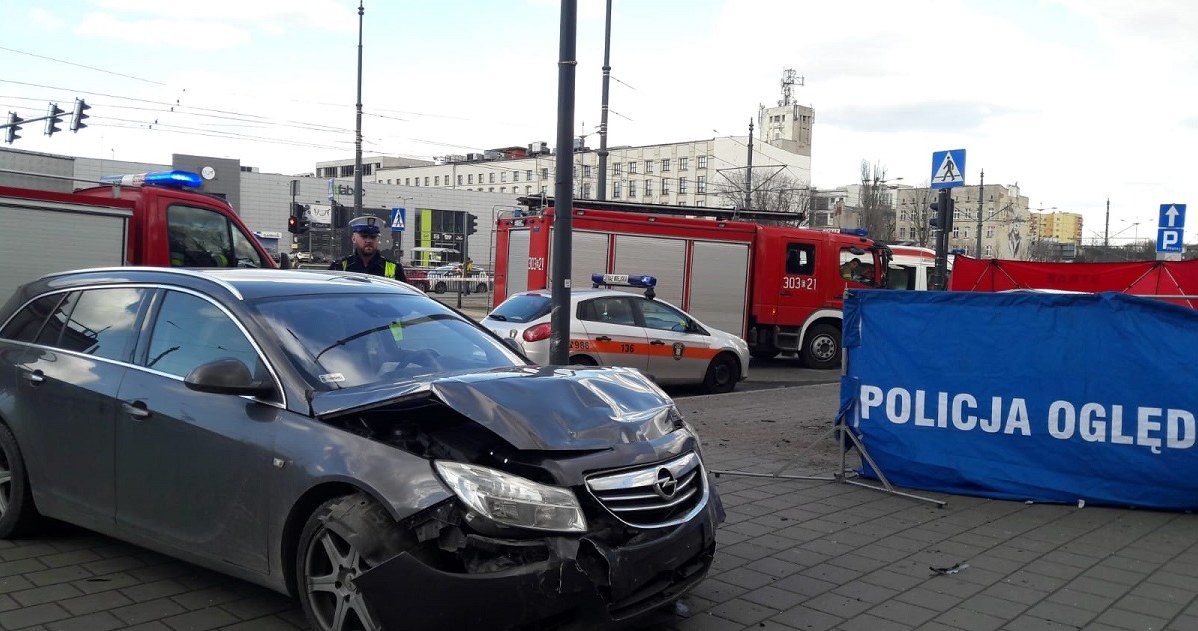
[591,273,657,288]
[839,228,869,237]
[99,170,204,189]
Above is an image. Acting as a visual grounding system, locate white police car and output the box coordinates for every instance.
[482,274,750,393]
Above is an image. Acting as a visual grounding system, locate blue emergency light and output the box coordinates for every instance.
[591,273,656,288]
[100,170,204,189]
[839,228,869,237]
[591,273,657,299]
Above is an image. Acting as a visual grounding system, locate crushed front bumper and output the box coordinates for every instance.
[354,490,723,630]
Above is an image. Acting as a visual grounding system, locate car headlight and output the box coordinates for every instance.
[434,461,587,533]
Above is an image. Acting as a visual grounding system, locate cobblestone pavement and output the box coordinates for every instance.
[3,384,1198,630]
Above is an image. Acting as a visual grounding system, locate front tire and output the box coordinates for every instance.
[296,494,403,631]
[0,423,38,538]
[703,353,740,394]
[801,323,841,370]
[569,354,598,366]
[433,281,447,294]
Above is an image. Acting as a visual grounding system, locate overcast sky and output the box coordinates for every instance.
[2,0,1195,245]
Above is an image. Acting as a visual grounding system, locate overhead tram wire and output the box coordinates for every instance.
[0,79,355,136]
[0,45,167,85]
[2,51,808,184]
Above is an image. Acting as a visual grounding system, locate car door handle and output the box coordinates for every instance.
[22,369,45,385]
[595,336,611,342]
[122,401,152,420]
[650,340,666,346]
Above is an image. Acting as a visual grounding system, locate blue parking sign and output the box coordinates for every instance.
[1158,228,1183,253]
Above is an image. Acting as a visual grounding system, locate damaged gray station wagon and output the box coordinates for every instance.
[0,268,724,631]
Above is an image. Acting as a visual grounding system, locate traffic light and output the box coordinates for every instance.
[290,203,310,234]
[929,197,955,232]
[465,212,478,236]
[4,112,21,144]
[44,102,64,136]
[70,98,90,133]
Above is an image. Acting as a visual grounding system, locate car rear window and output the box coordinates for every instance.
[488,294,551,323]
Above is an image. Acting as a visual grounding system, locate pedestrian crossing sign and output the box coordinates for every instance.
[391,207,406,232]
[930,149,966,189]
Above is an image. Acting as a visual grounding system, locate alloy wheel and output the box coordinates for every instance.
[303,527,380,631]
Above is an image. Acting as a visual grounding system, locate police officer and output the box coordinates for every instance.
[330,217,407,282]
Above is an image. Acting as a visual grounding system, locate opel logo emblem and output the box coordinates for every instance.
[653,468,677,499]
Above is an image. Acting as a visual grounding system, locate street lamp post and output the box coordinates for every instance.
[975,169,984,257]
[353,1,365,216]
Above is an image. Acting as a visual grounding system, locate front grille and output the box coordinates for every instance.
[585,452,707,528]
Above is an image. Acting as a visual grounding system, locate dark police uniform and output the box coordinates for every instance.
[330,252,406,281]
[329,218,407,281]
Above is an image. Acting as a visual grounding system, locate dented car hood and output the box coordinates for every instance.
[309,365,681,450]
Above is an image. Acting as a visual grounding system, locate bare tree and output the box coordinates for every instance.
[715,168,811,222]
[896,184,937,247]
[1025,238,1062,262]
[858,160,895,241]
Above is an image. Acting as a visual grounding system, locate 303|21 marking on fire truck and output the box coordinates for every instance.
[783,276,817,290]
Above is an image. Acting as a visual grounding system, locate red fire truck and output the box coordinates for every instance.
[0,170,279,301]
[493,203,891,369]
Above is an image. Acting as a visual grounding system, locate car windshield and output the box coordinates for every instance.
[487,294,552,323]
[252,293,525,389]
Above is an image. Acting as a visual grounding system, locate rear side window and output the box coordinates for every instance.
[579,297,637,326]
[33,289,146,361]
[488,294,551,323]
[0,294,66,343]
[36,291,81,348]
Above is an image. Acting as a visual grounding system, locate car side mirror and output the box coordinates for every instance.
[185,358,275,398]
[278,252,292,270]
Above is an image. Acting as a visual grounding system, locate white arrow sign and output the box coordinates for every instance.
[1159,203,1186,230]
[1165,205,1180,227]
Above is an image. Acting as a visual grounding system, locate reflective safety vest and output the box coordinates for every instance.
[340,259,399,279]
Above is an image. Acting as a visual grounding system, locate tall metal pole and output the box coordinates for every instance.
[549,0,578,366]
[596,0,612,201]
[933,188,950,290]
[1104,198,1110,247]
[975,168,984,257]
[743,119,754,213]
[353,0,365,216]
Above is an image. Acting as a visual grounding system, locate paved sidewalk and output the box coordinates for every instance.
[1,384,1197,630]
[666,384,1198,631]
